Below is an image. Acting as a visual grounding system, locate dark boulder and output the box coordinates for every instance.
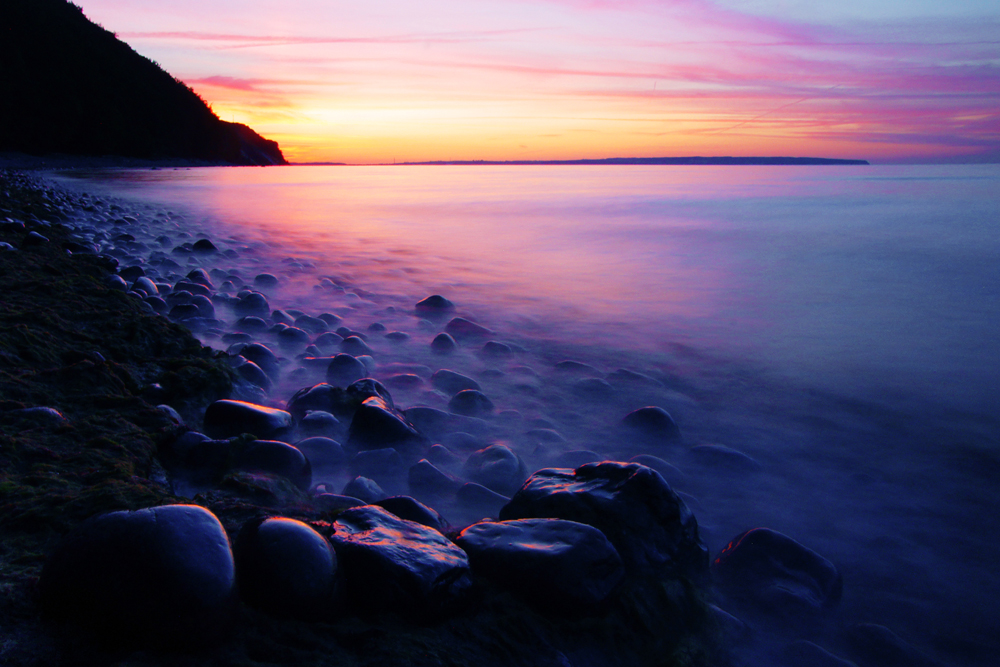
[430,332,457,354]
[277,326,311,348]
[480,341,513,358]
[234,517,336,619]
[294,436,345,472]
[39,505,235,647]
[233,358,271,392]
[456,482,510,519]
[330,505,472,617]
[462,444,528,497]
[235,315,269,332]
[287,383,340,421]
[341,335,374,357]
[239,342,281,381]
[342,476,387,503]
[233,440,311,491]
[448,389,495,418]
[445,317,492,339]
[712,528,842,622]
[298,410,340,437]
[326,353,367,386]
[500,461,707,577]
[621,406,682,444]
[314,494,366,512]
[415,294,455,313]
[350,447,405,481]
[347,396,425,452]
[254,273,279,288]
[234,291,270,318]
[457,518,624,611]
[191,239,218,254]
[431,369,481,395]
[409,459,463,498]
[375,496,449,533]
[203,400,292,441]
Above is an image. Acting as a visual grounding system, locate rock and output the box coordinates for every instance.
[385,373,424,390]
[500,462,707,576]
[314,331,344,351]
[462,444,528,497]
[277,326,311,348]
[7,406,68,425]
[239,342,281,380]
[456,482,509,519]
[192,239,218,254]
[234,291,270,318]
[298,410,340,437]
[39,505,236,646]
[553,450,602,468]
[375,496,449,533]
[607,368,663,387]
[271,309,294,325]
[203,400,292,441]
[118,265,145,281]
[367,322,387,333]
[341,335,374,357]
[457,518,624,611]
[431,369,481,395]
[294,436,345,472]
[621,406,682,444]
[287,383,340,421]
[481,341,512,358]
[404,406,452,439]
[234,440,312,491]
[571,377,615,399]
[342,476,387,503]
[254,273,279,288]
[409,459,463,498]
[712,528,842,622]
[350,447,405,481]
[330,505,472,616]
[554,360,599,374]
[187,267,215,287]
[385,331,410,342]
[234,358,272,392]
[415,295,455,313]
[295,315,329,334]
[105,274,128,291]
[174,280,211,297]
[426,443,463,469]
[347,396,425,452]
[430,332,457,354]
[234,517,336,619]
[628,454,685,486]
[690,444,762,472]
[22,231,49,248]
[326,353,367,386]
[445,317,492,339]
[168,303,200,321]
[133,276,158,295]
[448,389,495,417]
[346,378,394,409]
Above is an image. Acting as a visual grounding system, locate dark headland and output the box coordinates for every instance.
[0,0,286,167]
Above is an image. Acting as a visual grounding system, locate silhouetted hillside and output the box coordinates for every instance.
[0,0,286,165]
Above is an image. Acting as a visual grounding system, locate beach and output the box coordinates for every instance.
[2,165,997,667]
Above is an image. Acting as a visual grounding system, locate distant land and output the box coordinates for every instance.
[379,156,870,166]
[0,0,286,166]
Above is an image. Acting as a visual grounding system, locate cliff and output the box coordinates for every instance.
[0,0,287,166]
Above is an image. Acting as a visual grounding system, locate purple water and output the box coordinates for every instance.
[52,164,1000,665]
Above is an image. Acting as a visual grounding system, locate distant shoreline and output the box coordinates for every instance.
[300,156,871,167]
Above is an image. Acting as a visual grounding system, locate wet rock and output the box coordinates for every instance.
[192,239,218,254]
[348,396,425,452]
[427,443,463,469]
[271,309,294,325]
[462,444,528,497]
[341,335,374,357]
[409,459,463,498]
[118,265,145,281]
[342,476,387,504]
[287,383,340,421]
[445,317,492,339]
[326,353,367,386]
[456,482,510,519]
[314,331,344,351]
[294,436,345,472]
[481,341,512,358]
[628,454,685,486]
[234,517,336,619]
[8,406,68,425]
[254,273,279,288]
[448,389,495,418]
[457,518,624,611]
[299,410,340,437]
[385,331,410,342]
[295,315,329,334]
[346,377,395,408]
[384,374,423,391]
[621,406,682,444]
[133,276,159,295]
[712,528,842,622]
[351,447,405,481]
[189,294,215,319]
[39,505,235,646]
[690,444,762,472]
[367,322,387,333]
[237,342,281,380]
[234,440,312,491]
[415,295,455,313]
[234,291,270,318]
[233,358,272,392]
[174,280,211,297]
[105,274,128,291]
[431,332,457,354]
[375,496,449,533]
[330,505,472,616]
[277,326,311,348]
[431,369,481,395]
[500,461,707,576]
[203,400,292,441]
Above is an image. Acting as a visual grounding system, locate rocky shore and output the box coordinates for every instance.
[0,169,948,667]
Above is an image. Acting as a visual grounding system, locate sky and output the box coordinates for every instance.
[73,0,999,164]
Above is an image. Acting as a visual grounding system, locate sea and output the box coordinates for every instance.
[51,164,1000,665]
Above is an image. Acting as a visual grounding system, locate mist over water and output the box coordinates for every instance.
[54,164,1000,665]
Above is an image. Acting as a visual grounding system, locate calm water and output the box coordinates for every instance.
[53,164,1000,665]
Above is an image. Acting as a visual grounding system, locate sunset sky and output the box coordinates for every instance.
[74,0,999,164]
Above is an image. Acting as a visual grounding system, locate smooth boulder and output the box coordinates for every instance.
[233,440,312,491]
[39,505,235,646]
[347,396,425,452]
[463,444,528,497]
[330,505,472,616]
[499,461,707,577]
[457,518,625,611]
[203,400,292,441]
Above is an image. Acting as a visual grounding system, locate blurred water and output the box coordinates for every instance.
[53,164,1000,666]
